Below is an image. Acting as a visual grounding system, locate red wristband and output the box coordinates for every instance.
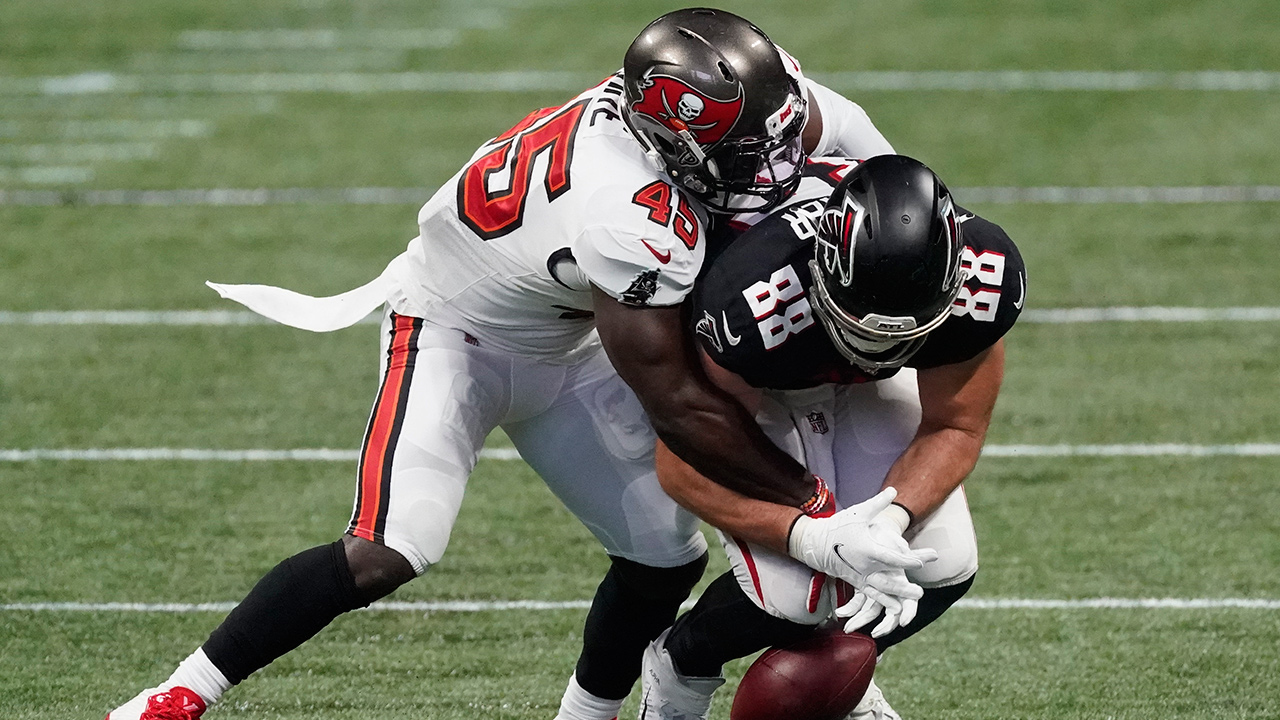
[799,475,835,518]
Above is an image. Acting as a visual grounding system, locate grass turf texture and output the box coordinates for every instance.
[3,0,1280,717]
[2,456,1279,718]
[2,322,1277,449]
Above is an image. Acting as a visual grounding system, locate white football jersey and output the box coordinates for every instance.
[386,75,708,363]
[207,67,893,361]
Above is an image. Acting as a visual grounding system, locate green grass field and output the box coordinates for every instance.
[2,0,1278,718]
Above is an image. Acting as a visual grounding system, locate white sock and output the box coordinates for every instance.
[553,673,625,720]
[161,648,233,706]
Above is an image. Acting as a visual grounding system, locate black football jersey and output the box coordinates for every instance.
[691,199,1026,390]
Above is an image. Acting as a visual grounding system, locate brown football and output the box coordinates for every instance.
[729,630,877,720]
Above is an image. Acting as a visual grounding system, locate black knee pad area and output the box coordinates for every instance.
[610,553,709,601]
[573,553,709,700]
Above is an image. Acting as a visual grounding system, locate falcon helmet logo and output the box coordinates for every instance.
[816,190,866,288]
[630,71,744,146]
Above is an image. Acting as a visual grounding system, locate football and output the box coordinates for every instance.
[729,630,877,720]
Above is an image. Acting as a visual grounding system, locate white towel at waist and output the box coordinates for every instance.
[206,254,405,332]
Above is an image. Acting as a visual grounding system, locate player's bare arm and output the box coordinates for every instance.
[651,347,804,552]
[654,440,802,554]
[592,285,813,510]
[882,341,1005,524]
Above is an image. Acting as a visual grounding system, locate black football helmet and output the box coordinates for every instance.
[809,155,965,372]
[622,8,808,214]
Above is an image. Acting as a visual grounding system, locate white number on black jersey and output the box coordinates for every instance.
[742,264,815,350]
[951,246,1005,322]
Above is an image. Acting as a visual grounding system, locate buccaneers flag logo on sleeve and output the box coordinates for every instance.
[631,71,744,145]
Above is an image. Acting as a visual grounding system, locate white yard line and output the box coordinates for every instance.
[2,186,1278,207]
[0,119,211,139]
[1024,307,1280,322]
[0,166,93,184]
[0,310,313,325]
[44,119,213,139]
[981,444,1280,457]
[2,597,1277,613]
[0,187,427,206]
[3,307,1280,326]
[1,446,1278,462]
[177,29,460,50]
[0,142,158,163]
[961,186,1280,203]
[2,70,1280,95]
[817,70,1280,92]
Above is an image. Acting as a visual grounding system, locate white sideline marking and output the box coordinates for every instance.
[4,307,1280,327]
[2,598,1277,613]
[177,29,460,50]
[2,186,1278,207]
[3,70,1280,96]
[1,446,1278,462]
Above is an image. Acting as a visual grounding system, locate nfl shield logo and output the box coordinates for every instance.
[807,411,829,435]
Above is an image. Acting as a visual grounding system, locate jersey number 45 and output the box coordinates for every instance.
[457,100,589,240]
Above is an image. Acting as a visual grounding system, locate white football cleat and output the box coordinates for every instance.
[845,679,901,720]
[638,629,725,720]
[106,686,206,720]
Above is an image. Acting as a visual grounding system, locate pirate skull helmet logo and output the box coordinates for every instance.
[676,92,705,122]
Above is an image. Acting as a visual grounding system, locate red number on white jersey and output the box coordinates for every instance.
[458,100,589,240]
[631,180,700,250]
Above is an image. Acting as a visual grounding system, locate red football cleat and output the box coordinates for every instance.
[106,686,206,720]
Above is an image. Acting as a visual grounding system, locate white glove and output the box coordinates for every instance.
[787,488,937,637]
[834,504,935,637]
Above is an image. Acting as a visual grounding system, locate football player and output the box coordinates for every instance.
[637,155,1026,720]
[106,9,924,720]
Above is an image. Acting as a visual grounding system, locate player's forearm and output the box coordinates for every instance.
[880,424,986,525]
[647,380,811,506]
[655,439,801,553]
[592,289,811,506]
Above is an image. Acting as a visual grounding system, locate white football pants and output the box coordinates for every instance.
[719,370,979,624]
[347,311,708,575]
